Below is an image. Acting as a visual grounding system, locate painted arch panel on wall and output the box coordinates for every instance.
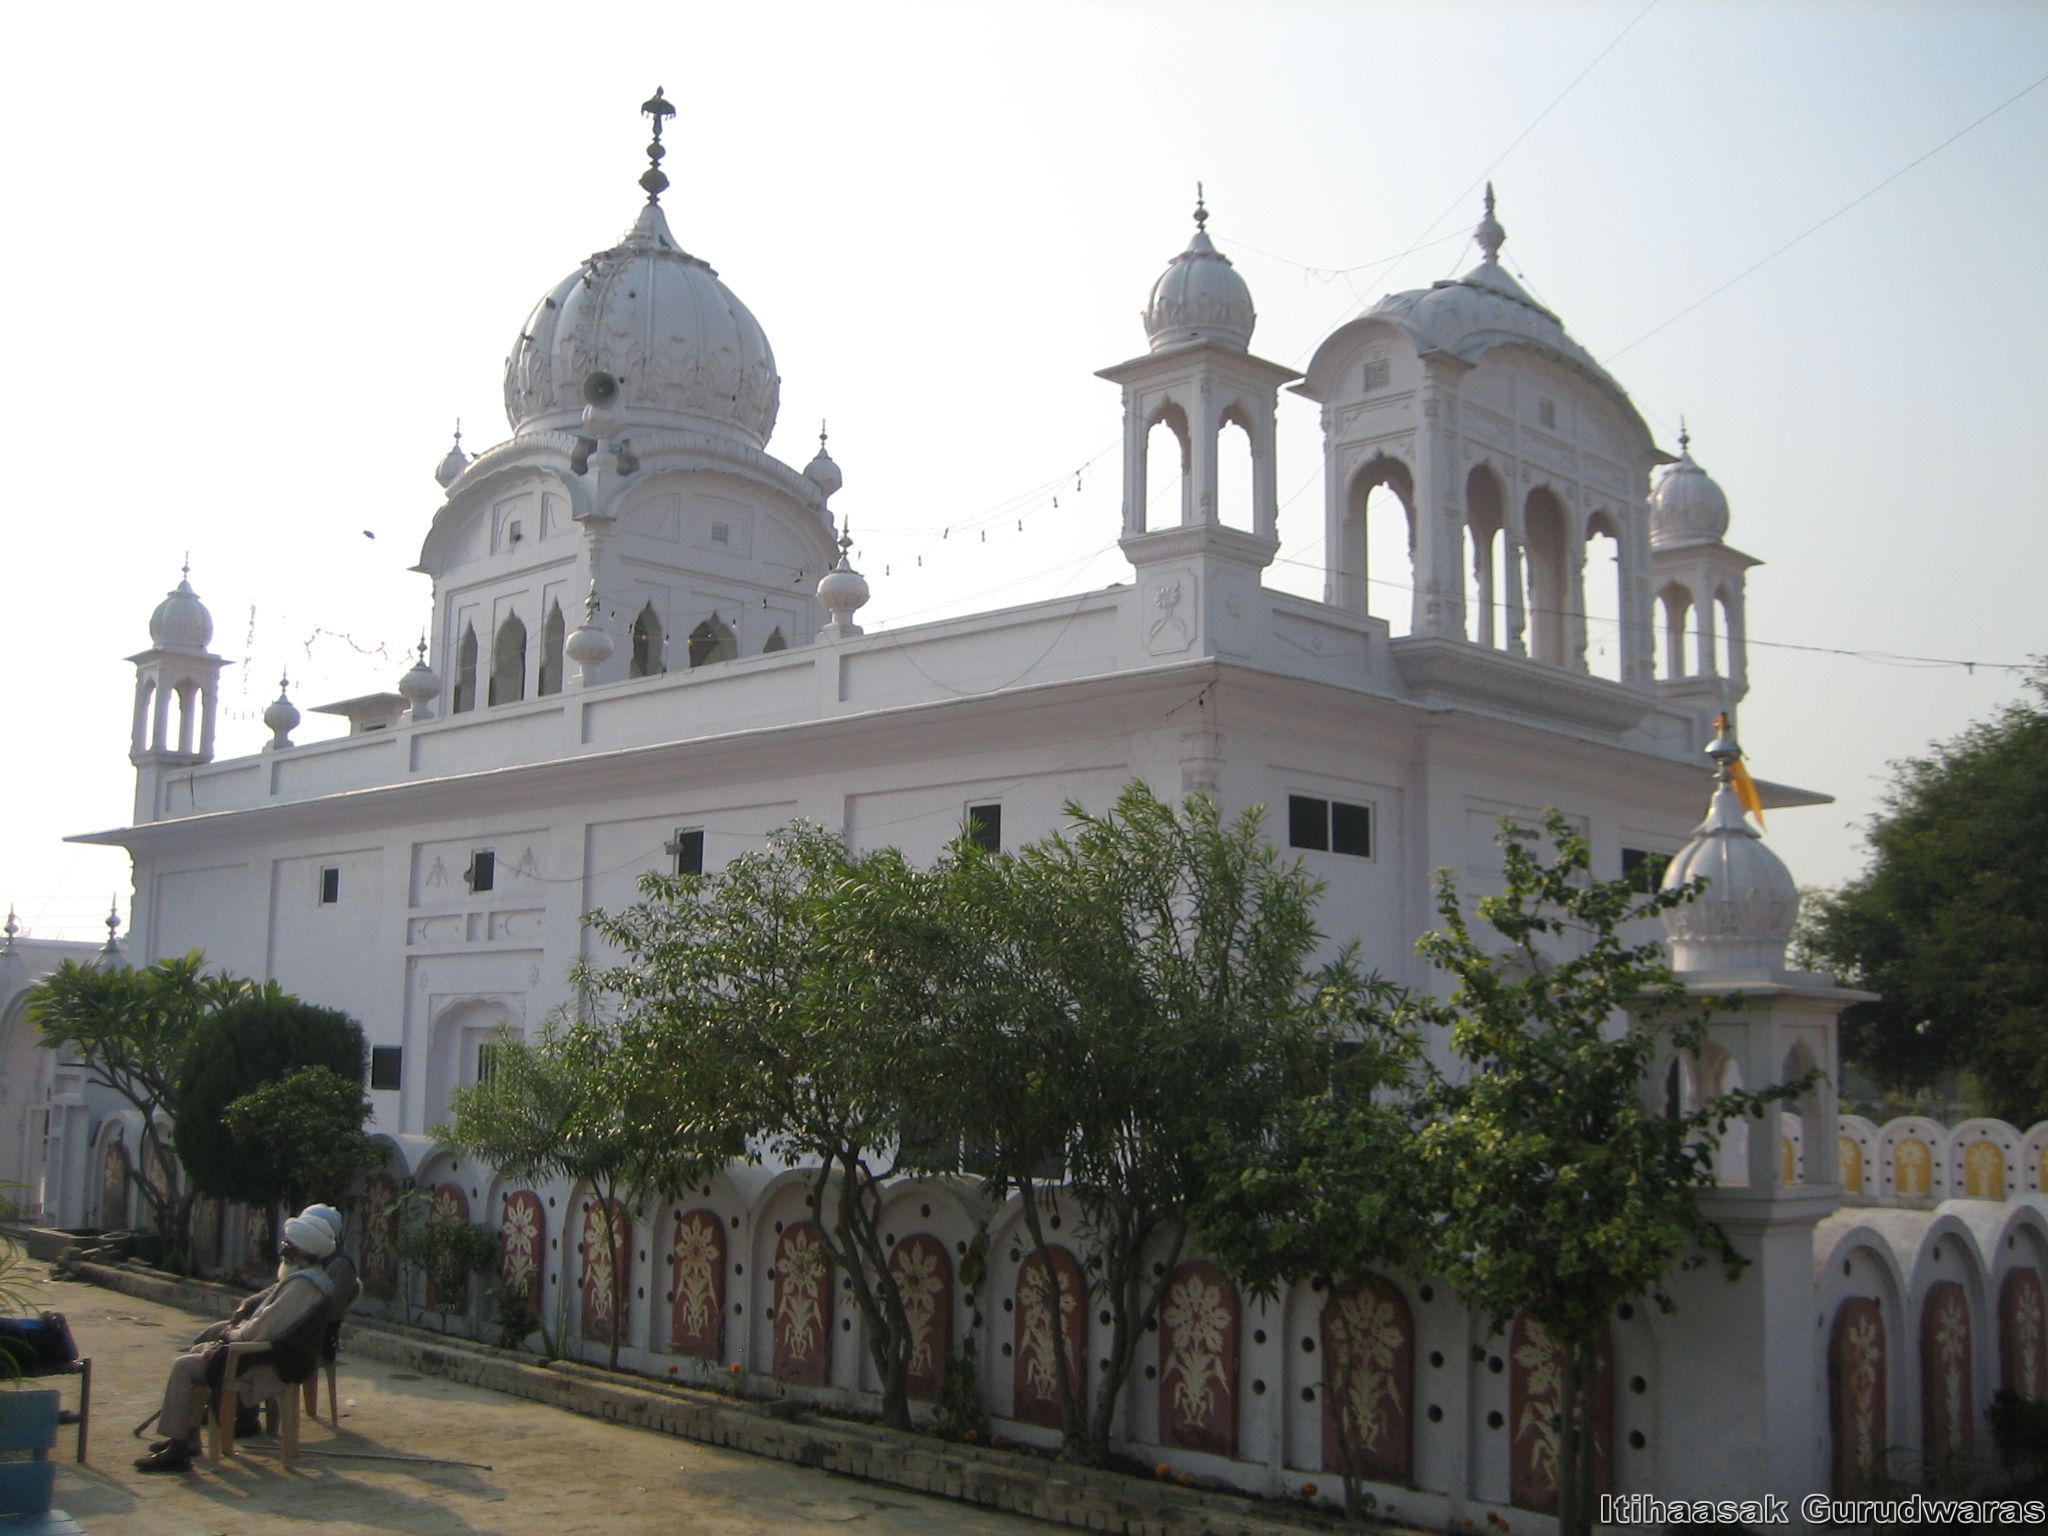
[772,1220,833,1386]
[2000,1268,2046,1400]
[1013,1245,1086,1429]
[889,1234,953,1402]
[1507,1314,1612,1516]
[1158,1259,1238,1457]
[578,1198,630,1347]
[1318,1273,1411,1483]
[669,1208,727,1361]
[1829,1296,1887,1497]
[498,1190,545,1316]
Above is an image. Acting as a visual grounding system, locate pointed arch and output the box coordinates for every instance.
[1343,454,1416,631]
[1523,487,1569,667]
[1216,402,1257,531]
[489,613,527,705]
[452,624,478,714]
[687,615,737,668]
[1583,509,1624,682]
[629,604,665,678]
[762,627,787,654]
[1656,583,1692,679]
[537,602,565,696]
[1465,464,1507,647]
[1143,402,1192,531]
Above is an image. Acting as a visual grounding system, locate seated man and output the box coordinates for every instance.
[135,1214,337,1473]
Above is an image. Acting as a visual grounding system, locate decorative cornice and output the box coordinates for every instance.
[1391,635,1653,733]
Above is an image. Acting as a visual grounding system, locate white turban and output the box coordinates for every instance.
[281,1214,336,1259]
[299,1204,345,1243]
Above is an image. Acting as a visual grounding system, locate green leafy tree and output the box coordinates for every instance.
[1802,670,2048,1122]
[174,994,372,1245]
[440,1014,717,1370]
[27,951,265,1271]
[938,784,1368,1466]
[580,823,948,1427]
[1191,1023,1423,1519]
[1413,812,1806,1536]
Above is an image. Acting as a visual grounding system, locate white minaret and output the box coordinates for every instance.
[1098,190,1297,661]
[129,563,226,770]
[1650,424,1756,738]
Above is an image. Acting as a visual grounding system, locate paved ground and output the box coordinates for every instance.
[18,1272,1060,1536]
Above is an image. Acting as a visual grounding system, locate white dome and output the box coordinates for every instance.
[1661,732,1798,975]
[564,584,615,669]
[262,679,301,741]
[803,427,843,502]
[149,575,214,651]
[1144,202,1255,353]
[502,202,780,448]
[434,428,470,491]
[1650,432,1731,547]
[398,639,441,706]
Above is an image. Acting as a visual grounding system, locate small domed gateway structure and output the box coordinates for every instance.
[52,94,2045,1530]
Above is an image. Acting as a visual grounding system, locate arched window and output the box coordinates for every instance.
[1143,404,1191,531]
[1343,456,1415,630]
[629,604,665,678]
[1465,466,1506,647]
[1583,511,1624,682]
[1656,584,1692,678]
[762,627,787,653]
[1523,488,1569,667]
[538,603,565,696]
[452,625,478,714]
[489,614,526,706]
[1217,407,1255,529]
[688,615,737,668]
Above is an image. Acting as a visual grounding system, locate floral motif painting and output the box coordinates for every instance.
[669,1208,726,1360]
[361,1172,400,1298]
[1999,1269,2045,1402]
[424,1182,470,1310]
[1318,1274,1411,1482]
[773,1221,833,1385]
[1159,1260,1238,1456]
[499,1190,545,1315]
[1829,1296,1887,1497]
[1507,1314,1612,1515]
[888,1234,952,1401]
[1893,1137,1931,1197]
[1919,1281,1972,1463]
[97,1137,127,1229]
[579,1199,630,1345]
[1013,1245,1086,1429]
[1963,1142,2005,1199]
[1838,1136,1864,1194]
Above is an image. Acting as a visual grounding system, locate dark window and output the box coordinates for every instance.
[489,614,527,706]
[669,828,705,876]
[467,849,495,893]
[370,1047,403,1092]
[476,1040,501,1084]
[966,804,1002,852]
[453,625,478,714]
[318,866,340,905]
[1362,358,1390,393]
[538,603,565,696]
[1289,795,1372,858]
[1622,847,1670,893]
[630,604,665,678]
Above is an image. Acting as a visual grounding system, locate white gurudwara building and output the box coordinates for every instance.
[6,93,2042,1528]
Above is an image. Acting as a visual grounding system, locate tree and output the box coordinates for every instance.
[1802,670,2048,1123]
[440,1013,721,1369]
[938,784,1368,1466]
[1412,812,1804,1536]
[27,951,261,1271]
[580,825,947,1421]
[174,993,374,1243]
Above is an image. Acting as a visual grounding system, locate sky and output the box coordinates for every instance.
[2,0,2043,940]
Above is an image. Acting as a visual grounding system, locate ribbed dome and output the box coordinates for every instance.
[1144,200,1255,353]
[1650,431,1731,547]
[1661,729,1797,975]
[149,575,214,651]
[502,202,780,448]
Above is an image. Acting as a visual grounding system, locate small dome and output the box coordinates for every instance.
[434,426,470,490]
[149,572,214,651]
[502,202,780,448]
[1650,427,1730,547]
[803,425,842,502]
[1143,195,1255,353]
[263,677,301,746]
[398,639,441,706]
[564,584,615,668]
[816,528,870,634]
[1661,726,1797,975]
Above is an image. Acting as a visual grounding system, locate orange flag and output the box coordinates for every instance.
[1714,712,1767,828]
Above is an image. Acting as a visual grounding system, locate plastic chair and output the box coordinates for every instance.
[299,1321,341,1423]
[207,1342,299,1466]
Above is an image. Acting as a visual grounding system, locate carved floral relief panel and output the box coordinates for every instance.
[578,1199,630,1346]
[669,1208,726,1361]
[772,1221,833,1386]
[1999,1269,2046,1401]
[889,1235,953,1401]
[1158,1260,1238,1457]
[1838,1136,1864,1195]
[361,1173,400,1299]
[1829,1296,1887,1497]
[424,1183,470,1310]
[1963,1141,2006,1199]
[1013,1246,1086,1429]
[1919,1281,1972,1464]
[97,1138,127,1230]
[1318,1274,1412,1483]
[1893,1136,1932,1197]
[499,1190,545,1315]
[1507,1314,1612,1515]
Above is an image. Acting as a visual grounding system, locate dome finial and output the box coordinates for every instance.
[1678,415,1691,454]
[1476,182,1507,263]
[99,898,122,962]
[1194,182,1207,232]
[639,86,676,204]
[2,904,18,953]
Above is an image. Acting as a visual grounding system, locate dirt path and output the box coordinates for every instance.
[20,1272,1058,1535]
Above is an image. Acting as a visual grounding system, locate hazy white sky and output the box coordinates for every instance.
[3,0,2043,940]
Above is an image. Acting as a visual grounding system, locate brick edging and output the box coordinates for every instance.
[66,1261,1356,1536]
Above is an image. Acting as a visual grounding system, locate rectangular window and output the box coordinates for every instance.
[466,849,495,893]
[710,521,730,546]
[966,804,1002,853]
[670,827,705,876]
[318,866,341,905]
[1622,846,1670,893]
[1538,396,1557,429]
[476,1040,501,1084]
[1362,358,1390,393]
[370,1046,403,1092]
[1289,795,1373,858]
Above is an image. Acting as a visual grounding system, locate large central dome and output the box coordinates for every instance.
[501,200,781,448]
